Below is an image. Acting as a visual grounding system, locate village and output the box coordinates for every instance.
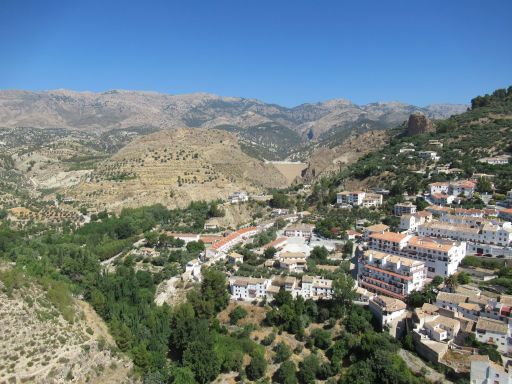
[111,175,512,384]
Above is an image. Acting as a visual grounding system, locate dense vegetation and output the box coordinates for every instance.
[0,198,437,383]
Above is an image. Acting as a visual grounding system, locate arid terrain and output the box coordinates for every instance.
[63,128,289,212]
[0,267,136,384]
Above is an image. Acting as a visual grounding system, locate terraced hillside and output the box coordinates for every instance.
[65,128,289,212]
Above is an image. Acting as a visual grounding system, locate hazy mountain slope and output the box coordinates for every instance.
[0,89,467,159]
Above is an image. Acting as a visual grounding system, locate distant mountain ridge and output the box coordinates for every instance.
[0,89,468,159]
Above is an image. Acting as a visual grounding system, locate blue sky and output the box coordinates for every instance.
[0,0,510,107]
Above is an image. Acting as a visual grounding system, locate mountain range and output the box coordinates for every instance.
[0,89,467,160]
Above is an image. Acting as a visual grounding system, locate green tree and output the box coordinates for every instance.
[183,337,220,384]
[171,367,196,384]
[457,271,471,284]
[274,342,292,363]
[297,353,319,384]
[144,231,160,247]
[246,354,267,381]
[186,240,205,254]
[264,246,277,259]
[310,328,331,350]
[274,360,298,384]
[477,178,493,194]
[332,273,356,311]
[445,274,459,292]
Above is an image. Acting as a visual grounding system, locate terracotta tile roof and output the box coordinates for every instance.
[211,226,257,250]
[199,235,223,244]
[369,232,408,243]
[408,236,460,252]
[262,237,287,250]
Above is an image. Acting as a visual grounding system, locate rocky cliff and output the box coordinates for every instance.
[406,112,435,135]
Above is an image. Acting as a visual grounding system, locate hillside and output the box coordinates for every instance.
[0,89,467,159]
[301,130,391,181]
[330,86,512,194]
[64,128,289,212]
[0,267,136,384]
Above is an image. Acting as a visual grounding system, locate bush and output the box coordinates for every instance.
[229,306,248,325]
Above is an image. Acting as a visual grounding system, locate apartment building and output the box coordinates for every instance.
[368,232,410,254]
[358,250,426,300]
[206,226,259,258]
[419,221,512,247]
[405,236,466,277]
[279,257,307,273]
[431,193,456,205]
[301,275,333,299]
[336,191,383,208]
[394,202,417,216]
[368,232,466,277]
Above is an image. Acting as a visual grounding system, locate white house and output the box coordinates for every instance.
[418,151,440,162]
[284,223,315,240]
[424,315,461,342]
[475,317,512,354]
[229,191,249,204]
[470,355,512,384]
[369,296,407,327]
[336,191,383,208]
[399,211,433,233]
[394,202,417,216]
[230,277,269,300]
[478,155,510,165]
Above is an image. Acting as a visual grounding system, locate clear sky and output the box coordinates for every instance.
[0,0,510,107]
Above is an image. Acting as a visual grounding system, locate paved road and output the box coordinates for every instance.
[398,349,453,384]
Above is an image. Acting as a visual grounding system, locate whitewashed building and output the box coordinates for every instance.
[369,296,407,327]
[470,355,512,384]
[358,250,426,300]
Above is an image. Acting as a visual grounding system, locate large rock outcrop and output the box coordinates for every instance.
[407,112,435,135]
